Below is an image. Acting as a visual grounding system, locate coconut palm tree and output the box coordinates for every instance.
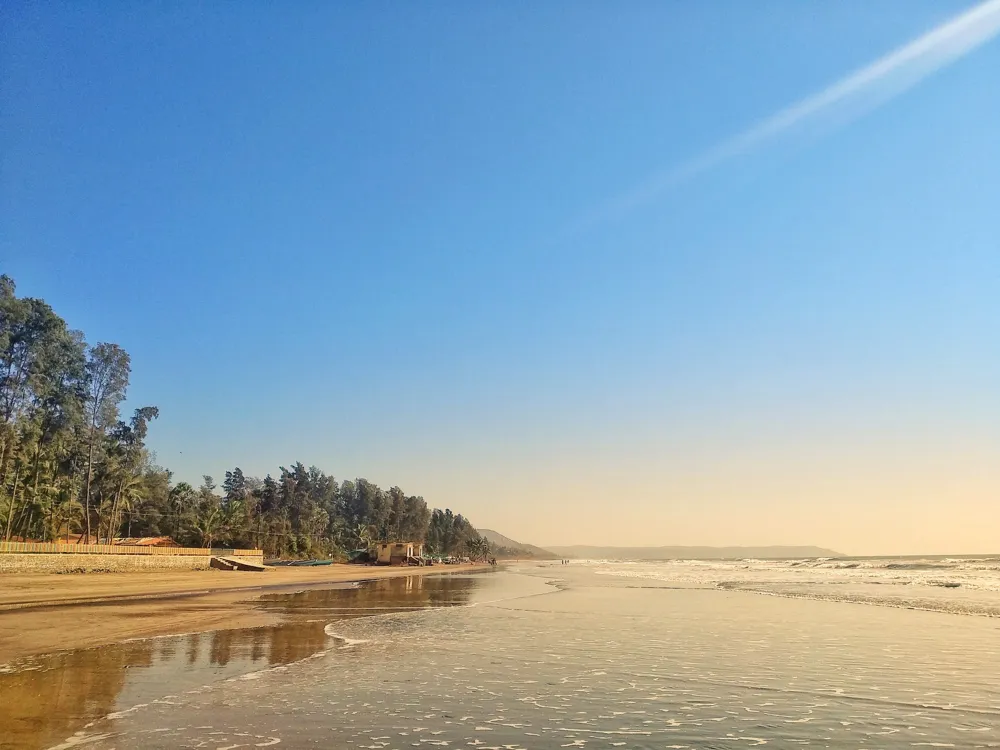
[354,523,377,552]
[195,505,224,548]
[107,471,144,542]
[466,536,491,562]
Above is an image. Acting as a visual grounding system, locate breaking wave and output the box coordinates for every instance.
[592,555,1000,616]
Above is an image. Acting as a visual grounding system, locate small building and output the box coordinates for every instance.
[375,541,424,565]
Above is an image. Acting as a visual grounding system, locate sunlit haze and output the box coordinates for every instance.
[3,2,998,555]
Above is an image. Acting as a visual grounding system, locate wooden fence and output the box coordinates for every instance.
[0,541,262,557]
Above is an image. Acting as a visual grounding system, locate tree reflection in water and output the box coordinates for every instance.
[0,574,479,750]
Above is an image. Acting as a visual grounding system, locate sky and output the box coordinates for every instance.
[2,2,998,555]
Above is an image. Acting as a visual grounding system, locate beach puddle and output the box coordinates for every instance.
[0,573,482,750]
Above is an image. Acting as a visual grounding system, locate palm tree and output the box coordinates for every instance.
[466,537,491,562]
[108,471,144,542]
[354,523,376,552]
[195,506,224,548]
[48,496,82,542]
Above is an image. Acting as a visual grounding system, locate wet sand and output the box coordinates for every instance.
[1,573,492,750]
[14,566,1000,750]
[0,563,486,663]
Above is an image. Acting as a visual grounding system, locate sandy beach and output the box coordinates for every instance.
[6,563,998,750]
[0,563,487,664]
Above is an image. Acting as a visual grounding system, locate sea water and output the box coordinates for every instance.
[4,560,1000,749]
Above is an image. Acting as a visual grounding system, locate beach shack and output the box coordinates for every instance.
[375,541,424,565]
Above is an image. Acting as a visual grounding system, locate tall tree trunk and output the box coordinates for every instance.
[0,431,13,519]
[29,436,43,539]
[105,487,114,545]
[14,499,33,539]
[84,422,96,543]
[25,508,37,539]
[4,464,22,542]
[109,478,125,544]
[0,434,9,494]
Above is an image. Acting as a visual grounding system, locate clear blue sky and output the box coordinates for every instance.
[3,2,998,553]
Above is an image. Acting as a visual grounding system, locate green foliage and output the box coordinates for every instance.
[0,275,484,558]
[425,508,480,557]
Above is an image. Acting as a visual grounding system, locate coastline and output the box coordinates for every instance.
[0,563,488,664]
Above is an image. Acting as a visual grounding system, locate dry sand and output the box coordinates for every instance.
[0,563,487,664]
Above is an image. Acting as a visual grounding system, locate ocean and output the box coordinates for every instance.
[3,558,1000,749]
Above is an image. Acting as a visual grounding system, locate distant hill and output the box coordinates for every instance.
[479,529,558,559]
[544,545,843,560]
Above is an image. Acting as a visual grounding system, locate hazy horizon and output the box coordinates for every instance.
[4,2,998,557]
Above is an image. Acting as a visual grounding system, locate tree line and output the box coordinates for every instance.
[0,275,487,559]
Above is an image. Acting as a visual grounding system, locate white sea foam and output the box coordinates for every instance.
[46,732,116,749]
[103,703,149,720]
[591,555,1000,616]
[323,623,372,646]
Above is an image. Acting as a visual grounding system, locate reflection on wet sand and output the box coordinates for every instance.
[0,641,154,750]
[0,574,479,750]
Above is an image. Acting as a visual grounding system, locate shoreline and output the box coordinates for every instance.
[0,563,489,664]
